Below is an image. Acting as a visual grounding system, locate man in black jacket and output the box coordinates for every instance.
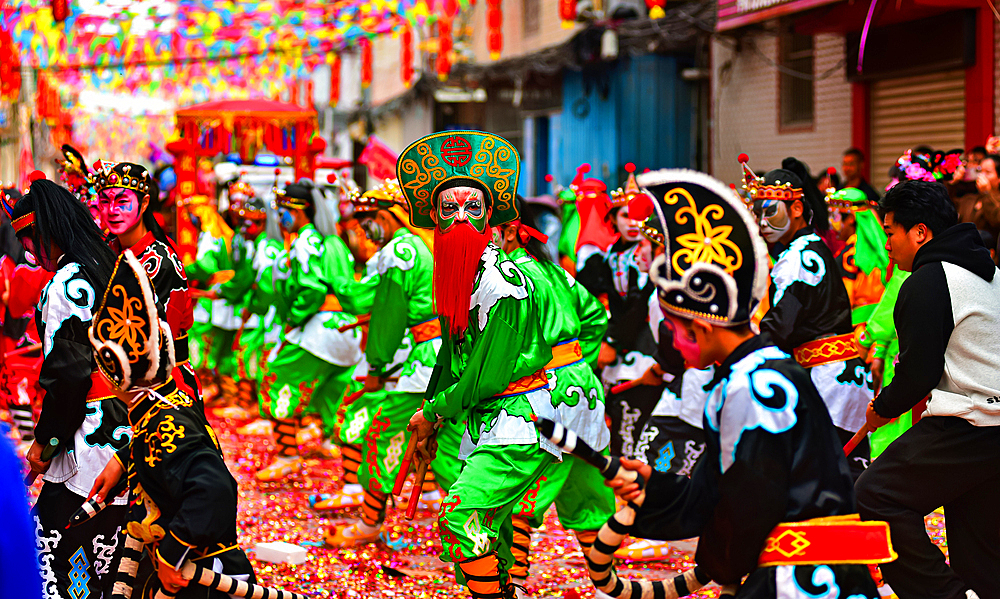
[856,180,1000,599]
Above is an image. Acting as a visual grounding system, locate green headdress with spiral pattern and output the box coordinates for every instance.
[396,130,520,229]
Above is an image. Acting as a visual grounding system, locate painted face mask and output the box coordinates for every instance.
[753,199,791,244]
[20,236,55,271]
[663,314,702,367]
[97,188,144,237]
[437,186,488,233]
[359,216,385,243]
[278,208,295,232]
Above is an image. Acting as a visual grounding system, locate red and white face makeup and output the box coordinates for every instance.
[97,188,144,237]
[663,313,705,368]
[437,186,488,233]
[615,207,641,243]
[20,236,57,272]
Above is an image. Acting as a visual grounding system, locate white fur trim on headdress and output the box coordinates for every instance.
[123,250,162,383]
[88,323,132,391]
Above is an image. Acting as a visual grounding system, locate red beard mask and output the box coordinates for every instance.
[433,221,492,336]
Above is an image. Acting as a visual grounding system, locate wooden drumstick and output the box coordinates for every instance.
[392,433,418,496]
[405,454,429,521]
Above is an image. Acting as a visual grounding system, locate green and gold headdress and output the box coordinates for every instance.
[396,130,520,229]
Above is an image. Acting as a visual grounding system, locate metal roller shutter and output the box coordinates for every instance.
[870,70,966,190]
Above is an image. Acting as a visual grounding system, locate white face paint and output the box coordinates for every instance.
[753,199,791,244]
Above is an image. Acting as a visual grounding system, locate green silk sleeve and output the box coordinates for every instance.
[366,272,408,373]
[185,236,224,283]
[217,237,255,306]
[424,297,527,421]
[864,271,908,359]
[330,273,380,316]
[282,236,328,328]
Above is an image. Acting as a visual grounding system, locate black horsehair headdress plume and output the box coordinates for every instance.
[9,177,116,290]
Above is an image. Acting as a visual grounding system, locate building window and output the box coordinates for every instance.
[779,30,814,129]
[523,0,540,36]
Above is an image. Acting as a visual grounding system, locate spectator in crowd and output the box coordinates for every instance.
[955,154,1000,239]
[839,147,880,205]
[967,146,987,169]
[857,179,1000,599]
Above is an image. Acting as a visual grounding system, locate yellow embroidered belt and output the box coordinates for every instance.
[411,318,442,344]
[320,294,343,312]
[497,370,549,397]
[545,339,583,370]
[793,333,860,369]
[757,515,896,567]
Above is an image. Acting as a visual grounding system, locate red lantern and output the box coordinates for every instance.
[360,38,373,90]
[400,25,413,88]
[559,0,576,27]
[487,0,502,60]
[0,27,21,102]
[51,0,68,22]
[442,0,459,17]
[645,0,666,19]
[329,54,341,106]
[436,17,452,81]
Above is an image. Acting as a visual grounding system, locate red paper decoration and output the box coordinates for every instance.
[0,27,20,102]
[442,0,459,17]
[436,17,452,81]
[559,0,575,28]
[329,54,341,106]
[487,0,502,60]
[360,38,373,90]
[400,25,413,88]
[51,0,68,22]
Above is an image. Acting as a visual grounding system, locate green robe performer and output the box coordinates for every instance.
[493,199,616,586]
[215,177,268,415]
[399,131,558,599]
[257,180,362,482]
[325,180,443,545]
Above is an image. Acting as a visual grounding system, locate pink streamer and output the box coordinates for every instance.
[857,0,880,73]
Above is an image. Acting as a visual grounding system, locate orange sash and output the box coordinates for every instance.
[320,294,343,312]
[545,339,583,370]
[498,370,549,397]
[411,318,442,344]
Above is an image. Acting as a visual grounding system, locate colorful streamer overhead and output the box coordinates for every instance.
[0,0,451,102]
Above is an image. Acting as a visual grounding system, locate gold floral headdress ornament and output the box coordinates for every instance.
[89,249,176,391]
[631,169,770,326]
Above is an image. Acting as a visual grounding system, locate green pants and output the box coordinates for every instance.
[439,444,554,580]
[338,385,378,446]
[356,390,424,494]
[260,343,353,421]
[193,327,237,377]
[431,418,466,493]
[516,455,615,531]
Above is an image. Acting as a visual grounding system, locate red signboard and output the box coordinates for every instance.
[717,0,841,31]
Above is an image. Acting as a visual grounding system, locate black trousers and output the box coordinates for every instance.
[32,481,128,599]
[855,416,1000,599]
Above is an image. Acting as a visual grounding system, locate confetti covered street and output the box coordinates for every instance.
[213,412,950,599]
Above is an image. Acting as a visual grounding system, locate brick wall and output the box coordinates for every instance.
[711,30,852,187]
